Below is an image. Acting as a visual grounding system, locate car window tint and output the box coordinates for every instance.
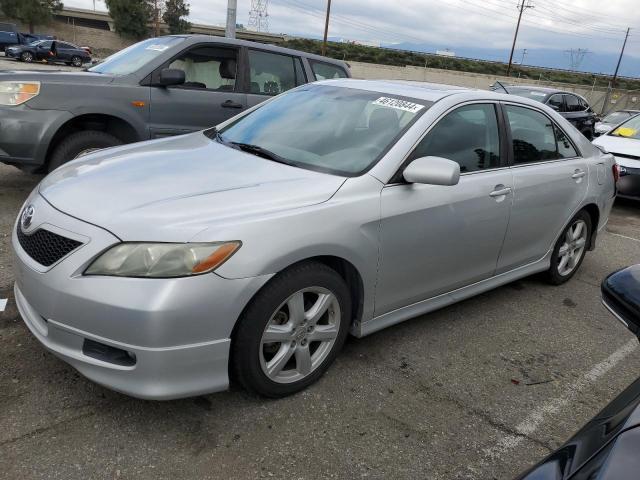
[547,94,564,112]
[248,50,297,95]
[565,95,583,112]
[293,57,307,86]
[409,104,501,173]
[554,125,578,158]
[59,42,74,49]
[505,105,559,164]
[310,61,348,80]
[168,46,238,91]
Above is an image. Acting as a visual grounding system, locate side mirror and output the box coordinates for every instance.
[158,68,185,87]
[403,156,460,186]
[602,265,640,338]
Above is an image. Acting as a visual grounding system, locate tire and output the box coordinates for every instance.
[48,130,122,172]
[545,210,592,285]
[71,55,83,67]
[20,51,34,63]
[231,261,352,398]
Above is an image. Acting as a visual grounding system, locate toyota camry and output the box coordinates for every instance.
[13,79,617,399]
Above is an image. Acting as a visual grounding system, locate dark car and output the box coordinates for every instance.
[493,83,598,140]
[0,35,350,173]
[5,40,91,67]
[516,265,640,479]
[0,23,53,51]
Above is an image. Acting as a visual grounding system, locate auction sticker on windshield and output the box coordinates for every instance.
[372,97,425,113]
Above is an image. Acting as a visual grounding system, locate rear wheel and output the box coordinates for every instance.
[231,262,351,398]
[20,51,34,63]
[71,55,83,67]
[48,130,122,172]
[546,211,591,285]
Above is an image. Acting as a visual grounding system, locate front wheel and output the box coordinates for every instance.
[231,262,351,398]
[546,211,592,285]
[48,130,122,172]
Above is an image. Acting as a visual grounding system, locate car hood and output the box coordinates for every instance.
[0,70,113,85]
[593,135,640,167]
[39,133,347,242]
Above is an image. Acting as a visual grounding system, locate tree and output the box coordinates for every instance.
[105,0,151,40]
[162,0,190,35]
[0,0,63,33]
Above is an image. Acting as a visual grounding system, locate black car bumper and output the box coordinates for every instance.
[618,166,640,199]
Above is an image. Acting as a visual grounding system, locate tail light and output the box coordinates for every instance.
[613,164,620,183]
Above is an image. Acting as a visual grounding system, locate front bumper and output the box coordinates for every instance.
[12,192,271,399]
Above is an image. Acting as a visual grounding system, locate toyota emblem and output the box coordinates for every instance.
[21,204,35,230]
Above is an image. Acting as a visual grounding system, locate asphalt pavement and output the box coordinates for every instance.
[2,160,640,480]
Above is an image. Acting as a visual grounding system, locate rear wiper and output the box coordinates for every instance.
[231,142,293,166]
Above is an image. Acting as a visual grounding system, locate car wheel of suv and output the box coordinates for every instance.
[20,51,34,63]
[546,211,592,285]
[71,56,83,67]
[232,262,351,398]
[48,130,122,172]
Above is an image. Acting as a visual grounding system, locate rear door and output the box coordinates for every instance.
[148,43,247,137]
[245,48,308,109]
[376,102,513,315]
[496,103,588,273]
[56,42,75,62]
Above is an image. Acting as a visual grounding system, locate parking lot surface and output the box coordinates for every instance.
[1,160,640,480]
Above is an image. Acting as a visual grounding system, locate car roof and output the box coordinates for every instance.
[168,35,349,68]
[506,85,578,95]
[315,79,473,102]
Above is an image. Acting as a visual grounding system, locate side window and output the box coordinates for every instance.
[310,60,348,80]
[409,104,501,173]
[505,105,558,164]
[554,125,578,158]
[294,57,307,86]
[168,46,238,91]
[248,50,297,96]
[547,94,564,112]
[565,95,583,112]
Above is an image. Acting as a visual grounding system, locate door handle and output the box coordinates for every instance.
[489,187,512,197]
[571,170,586,179]
[221,100,244,109]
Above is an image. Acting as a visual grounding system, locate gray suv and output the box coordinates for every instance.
[0,35,350,172]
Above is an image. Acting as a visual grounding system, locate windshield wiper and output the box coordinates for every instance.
[231,142,293,166]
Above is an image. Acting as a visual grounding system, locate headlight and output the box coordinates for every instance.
[85,241,241,278]
[0,81,40,106]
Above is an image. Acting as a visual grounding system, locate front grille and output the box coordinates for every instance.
[17,228,82,267]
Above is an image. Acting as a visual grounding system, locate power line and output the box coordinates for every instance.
[248,0,269,32]
[507,0,534,76]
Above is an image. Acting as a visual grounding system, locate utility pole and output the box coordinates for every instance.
[612,27,630,88]
[507,1,533,77]
[226,0,237,39]
[321,0,332,56]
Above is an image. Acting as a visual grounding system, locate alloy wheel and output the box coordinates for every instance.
[21,52,33,63]
[259,287,341,384]
[557,219,588,276]
[71,56,82,67]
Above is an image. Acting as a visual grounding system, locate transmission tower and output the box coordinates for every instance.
[565,48,590,69]
[248,0,269,32]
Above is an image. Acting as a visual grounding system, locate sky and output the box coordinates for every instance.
[65,0,639,75]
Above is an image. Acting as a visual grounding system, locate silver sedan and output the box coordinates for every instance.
[13,79,616,399]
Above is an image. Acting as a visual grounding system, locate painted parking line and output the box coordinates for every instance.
[0,298,7,312]
[462,337,639,476]
[608,231,640,243]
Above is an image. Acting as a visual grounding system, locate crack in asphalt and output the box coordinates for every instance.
[0,409,97,448]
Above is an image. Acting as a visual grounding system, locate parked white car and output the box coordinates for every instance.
[593,114,640,199]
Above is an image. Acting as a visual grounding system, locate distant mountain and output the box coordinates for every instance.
[384,42,640,78]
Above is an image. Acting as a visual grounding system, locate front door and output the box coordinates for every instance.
[376,103,513,315]
[496,103,589,273]
[149,44,247,138]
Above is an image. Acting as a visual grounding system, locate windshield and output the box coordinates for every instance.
[216,85,430,176]
[603,111,633,124]
[507,89,549,102]
[88,37,185,75]
[609,114,640,140]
